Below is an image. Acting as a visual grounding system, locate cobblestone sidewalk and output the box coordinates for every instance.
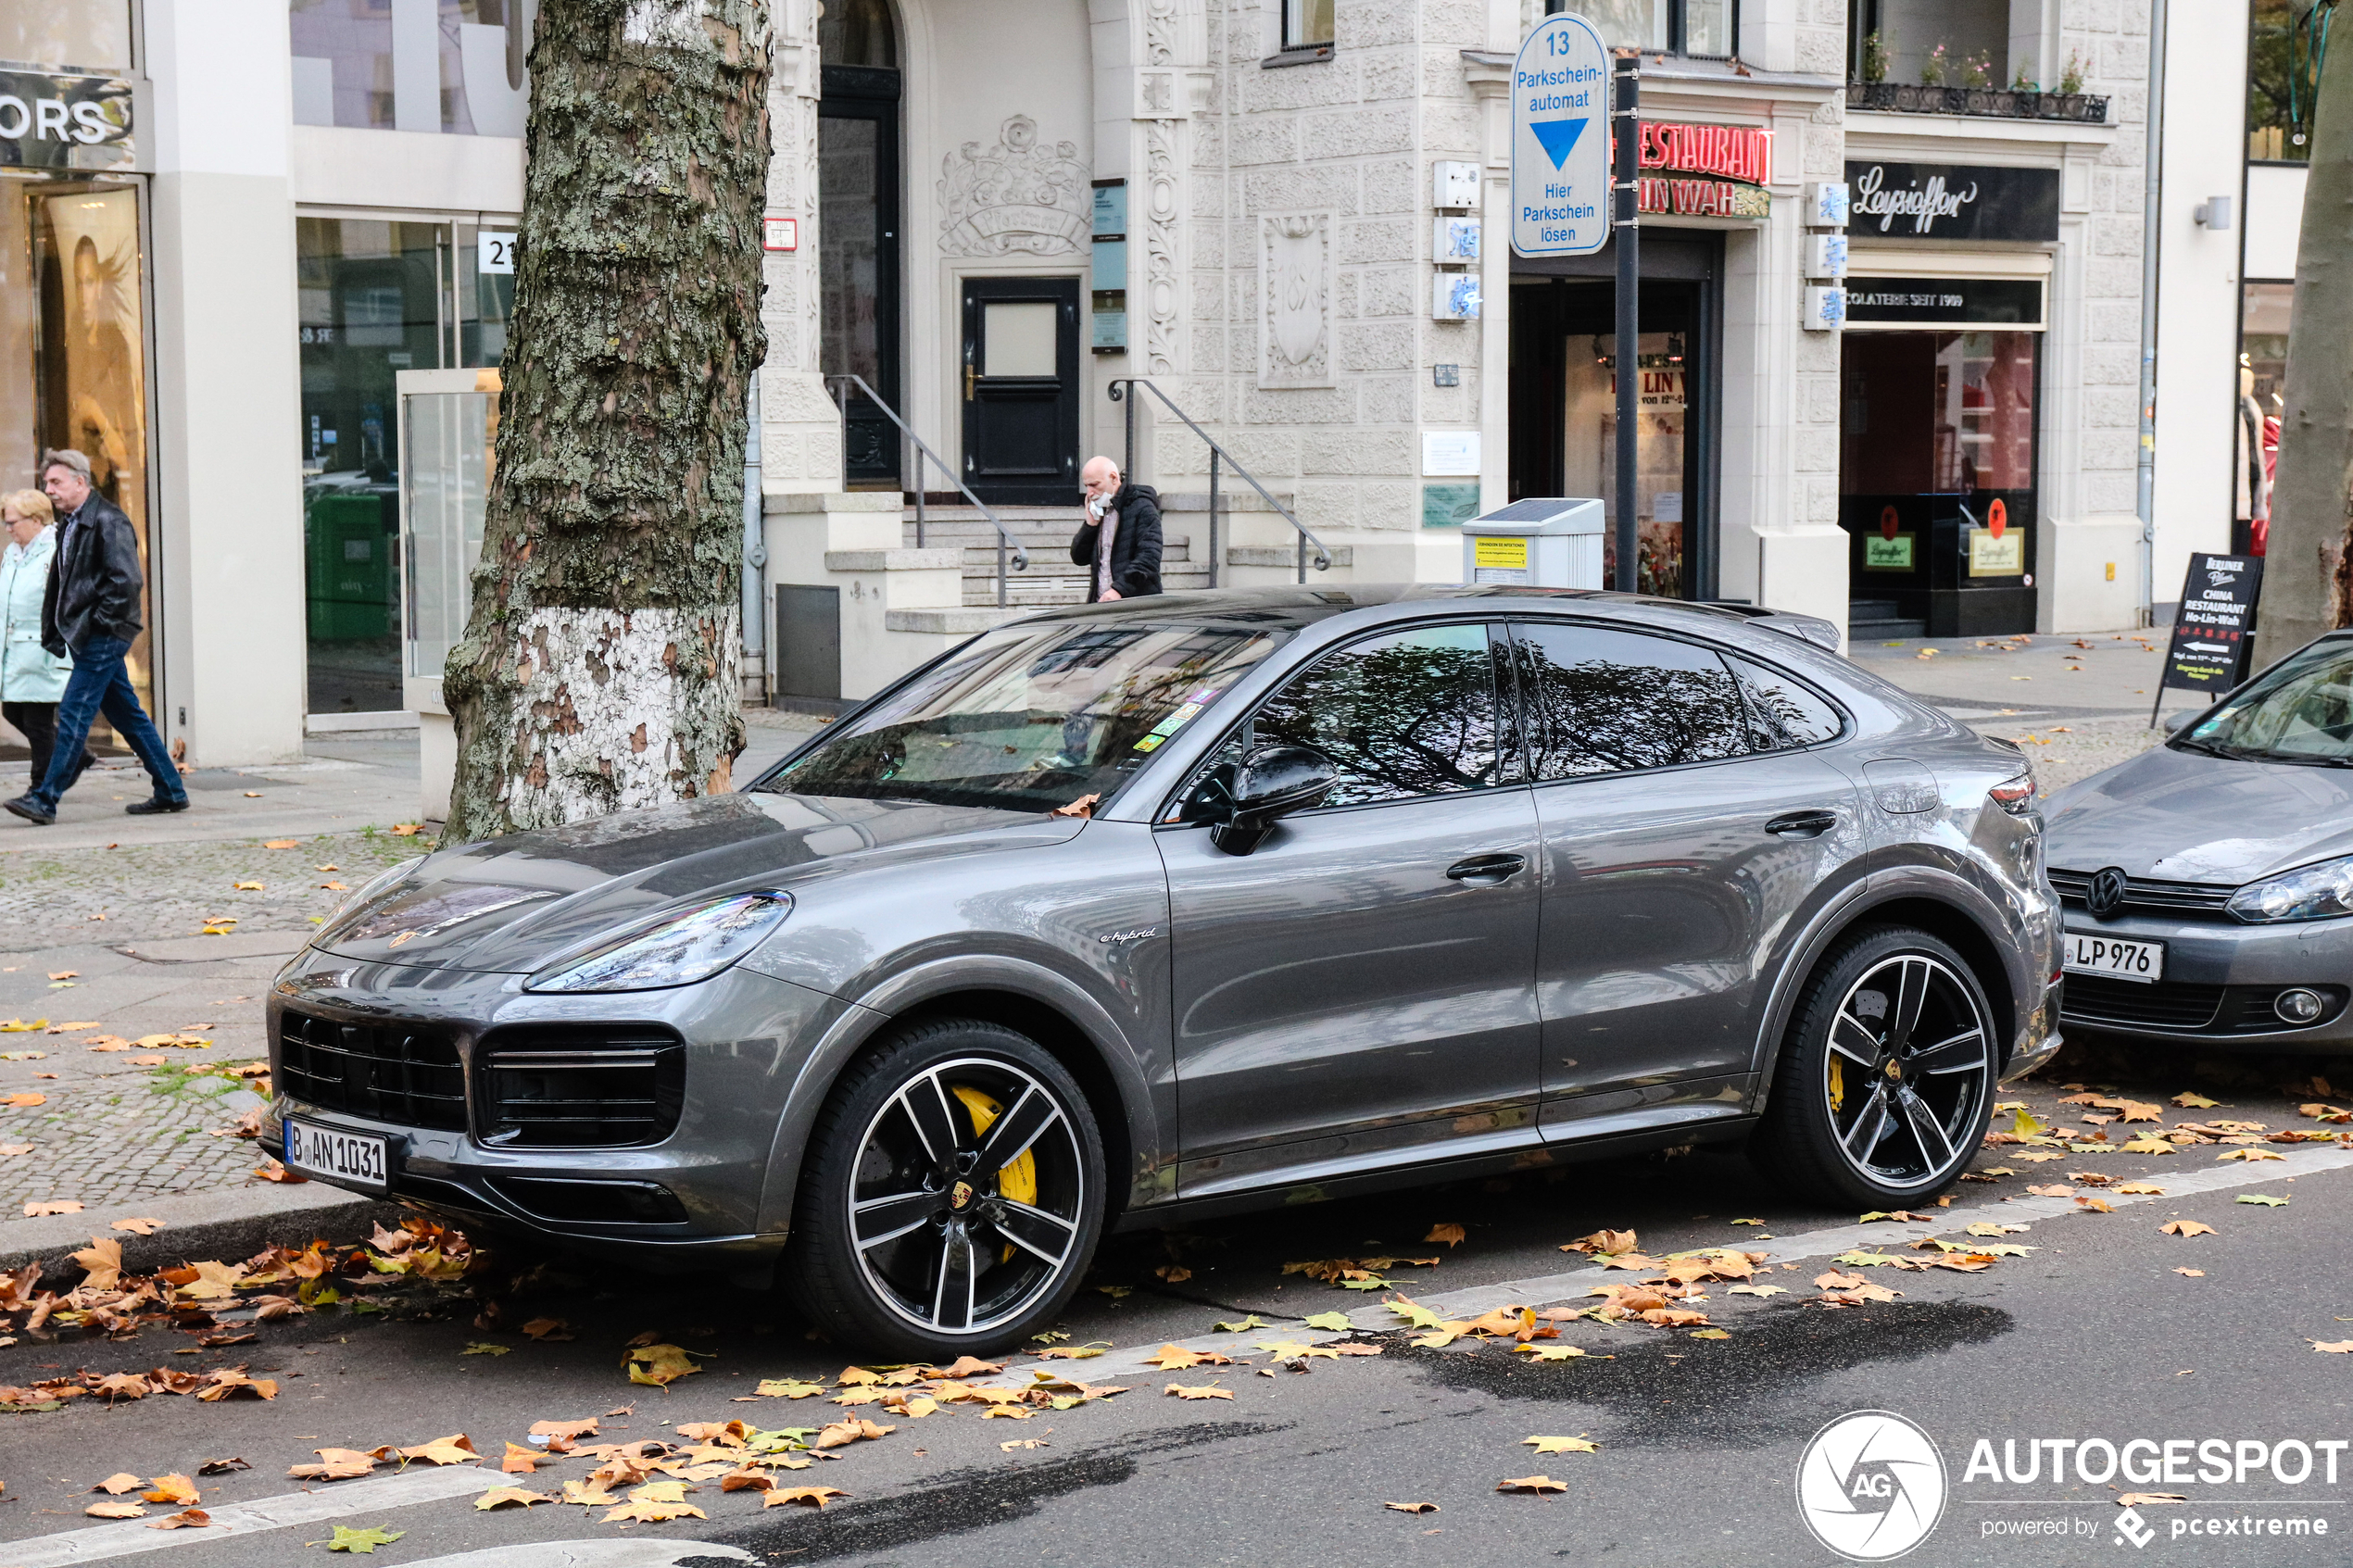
[3,1063,269,1212]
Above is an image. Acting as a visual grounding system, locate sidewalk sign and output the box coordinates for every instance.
[2151,551,2262,725]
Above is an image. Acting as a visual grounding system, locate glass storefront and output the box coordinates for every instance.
[0,172,155,749]
[296,213,511,715]
[288,0,528,136]
[2239,282,2288,556]
[1840,329,2040,638]
[1507,258,1716,600]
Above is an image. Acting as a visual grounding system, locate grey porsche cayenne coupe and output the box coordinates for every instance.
[271,586,2058,1356]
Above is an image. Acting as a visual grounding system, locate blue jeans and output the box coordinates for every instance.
[27,635,183,809]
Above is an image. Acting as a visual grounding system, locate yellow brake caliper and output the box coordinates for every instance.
[950,1085,1038,1263]
[1829,1055,1845,1115]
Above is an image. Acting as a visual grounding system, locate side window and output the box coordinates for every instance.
[1727,654,1843,749]
[1514,621,1751,780]
[1248,623,1503,808]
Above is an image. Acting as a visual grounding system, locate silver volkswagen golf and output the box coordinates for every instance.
[272,587,2058,1355]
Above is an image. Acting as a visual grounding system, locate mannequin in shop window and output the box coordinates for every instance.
[2238,361,2271,557]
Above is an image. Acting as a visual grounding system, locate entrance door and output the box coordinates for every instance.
[819,65,901,486]
[962,277,1080,506]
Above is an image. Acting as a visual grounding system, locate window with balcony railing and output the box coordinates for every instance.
[1518,0,1737,60]
[289,0,530,136]
[1845,0,2107,124]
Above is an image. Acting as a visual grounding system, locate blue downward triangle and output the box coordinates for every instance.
[1530,117,1587,169]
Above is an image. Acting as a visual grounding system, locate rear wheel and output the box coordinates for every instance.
[785,1019,1105,1359]
[1752,926,1999,1209]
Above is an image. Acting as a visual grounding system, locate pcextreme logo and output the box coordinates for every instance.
[1796,1410,1949,1561]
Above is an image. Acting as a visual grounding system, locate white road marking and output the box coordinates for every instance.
[1075,1142,2353,1380]
[3,1144,2342,1565]
[404,1542,754,1567]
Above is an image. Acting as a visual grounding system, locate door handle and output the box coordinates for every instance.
[1766,809,1838,838]
[964,364,975,400]
[1446,853,1527,884]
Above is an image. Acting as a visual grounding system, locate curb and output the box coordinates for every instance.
[0,1178,405,1277]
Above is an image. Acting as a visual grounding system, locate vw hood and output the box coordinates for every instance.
[2045,742,2353,886]
[306,792,1080,973]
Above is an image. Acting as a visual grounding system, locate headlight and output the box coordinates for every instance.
[523,892,793,993]
[2227,856,2353,923]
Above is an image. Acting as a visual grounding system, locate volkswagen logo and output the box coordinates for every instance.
[2085,866,2130,920]
[1795,1410,1947,1561]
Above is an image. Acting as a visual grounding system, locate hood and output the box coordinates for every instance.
[308,791,1081,973]
[2045,742,2353,886]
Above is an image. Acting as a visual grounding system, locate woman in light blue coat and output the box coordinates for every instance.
[3,489,94,793]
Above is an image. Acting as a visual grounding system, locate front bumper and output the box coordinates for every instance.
[267,950,844,1267]
[2053,904,2353,1052]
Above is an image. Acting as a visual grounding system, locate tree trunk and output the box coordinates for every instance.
[2256,8,2353,671]
[444,0,769,842]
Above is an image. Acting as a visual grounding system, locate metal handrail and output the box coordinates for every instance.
[1107,377,1333,585]
[825,373,1030,608]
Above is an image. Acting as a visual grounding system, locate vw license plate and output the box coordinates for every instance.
[2063,931,2165,985]
[284,1119,389,1188]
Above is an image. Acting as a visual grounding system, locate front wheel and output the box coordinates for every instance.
[1751,926,1999,1209]
[785,1019,1106,1359]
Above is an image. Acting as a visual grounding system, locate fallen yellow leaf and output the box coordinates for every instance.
[1164,1382,1233,1400]
[1497,1474,1569,1495]
[1524,1435,1600,1454]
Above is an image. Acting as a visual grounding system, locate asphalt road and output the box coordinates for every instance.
[4,1045,2350,1568]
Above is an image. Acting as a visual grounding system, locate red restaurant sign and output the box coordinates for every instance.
[1624,120,1771,220]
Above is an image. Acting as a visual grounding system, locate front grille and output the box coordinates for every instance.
[2060,975,2226,1030]
[277,1010,467,1131]
[2050,869,2238,920]
[480,1032,684,1148]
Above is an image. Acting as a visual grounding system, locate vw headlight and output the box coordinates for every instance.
[524,892,793,993]
[2227,857,2353,923]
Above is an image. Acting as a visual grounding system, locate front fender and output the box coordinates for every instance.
[752,954,1170,1236]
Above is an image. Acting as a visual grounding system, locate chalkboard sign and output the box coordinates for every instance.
[2154,552,2263,721]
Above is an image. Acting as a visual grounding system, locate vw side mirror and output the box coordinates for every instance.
[1210,745,1338,856]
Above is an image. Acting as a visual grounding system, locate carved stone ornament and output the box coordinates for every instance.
[1260,212,1333,388]
[937,115,1090,257]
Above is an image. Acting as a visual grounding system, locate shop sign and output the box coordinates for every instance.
[1967,499,2023,577]
[1845,277,2045,330]
[1865,507,1913,571]
[1636,361,1684,409]
[2158,553,2263,696]
[1844,161,2058,242]
[0,69,133,171]
[1634,120,1769,220]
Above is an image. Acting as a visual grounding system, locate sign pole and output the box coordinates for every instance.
[1612,48,1640,594]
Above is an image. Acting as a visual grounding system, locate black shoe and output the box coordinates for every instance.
[3,795,56,826]
[125,795,190,816]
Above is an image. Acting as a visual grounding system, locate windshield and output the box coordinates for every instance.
[2180,640,2353,765]
[757,620,1290,810]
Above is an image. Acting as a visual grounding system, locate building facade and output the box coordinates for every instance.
[0,0,2261,772]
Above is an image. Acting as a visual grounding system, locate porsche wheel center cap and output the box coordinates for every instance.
[950,1180,975,1210]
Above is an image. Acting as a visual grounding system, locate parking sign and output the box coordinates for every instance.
[1511,14,1611,257]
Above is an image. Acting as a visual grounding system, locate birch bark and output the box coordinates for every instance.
[445,0,769,841]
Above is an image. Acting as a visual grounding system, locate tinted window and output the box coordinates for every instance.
[761,620,1286,811]
[2180,637,2353,764]
[1515,622,1750,779]
[1727,655,1843,749]
[1247,623,1504,808]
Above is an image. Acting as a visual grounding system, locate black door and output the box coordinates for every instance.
[819,65,900,486]
[962,276,1080,506]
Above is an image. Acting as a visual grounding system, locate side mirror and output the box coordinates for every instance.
[1209,745,1339,856]
[2163,709,2199,736]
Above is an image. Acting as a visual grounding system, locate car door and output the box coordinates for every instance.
[1509,620,1863,1137]
[1156,621,1542,1194]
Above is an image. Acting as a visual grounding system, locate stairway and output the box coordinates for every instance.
[1848,597,1926,641]
[902,505,1214,608]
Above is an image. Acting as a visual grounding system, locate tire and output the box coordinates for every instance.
[1751,925,2000,1210]
[784,1018,1107,1360]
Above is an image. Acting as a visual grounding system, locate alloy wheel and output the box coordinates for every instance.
[1821,953,1992,1188]
[846,1056,1087,1336]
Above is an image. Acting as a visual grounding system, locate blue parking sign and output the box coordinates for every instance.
[1511,14,1611,257]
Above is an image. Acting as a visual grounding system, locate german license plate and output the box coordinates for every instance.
[283,1119,389,1188]
[2063,931,2165,985]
